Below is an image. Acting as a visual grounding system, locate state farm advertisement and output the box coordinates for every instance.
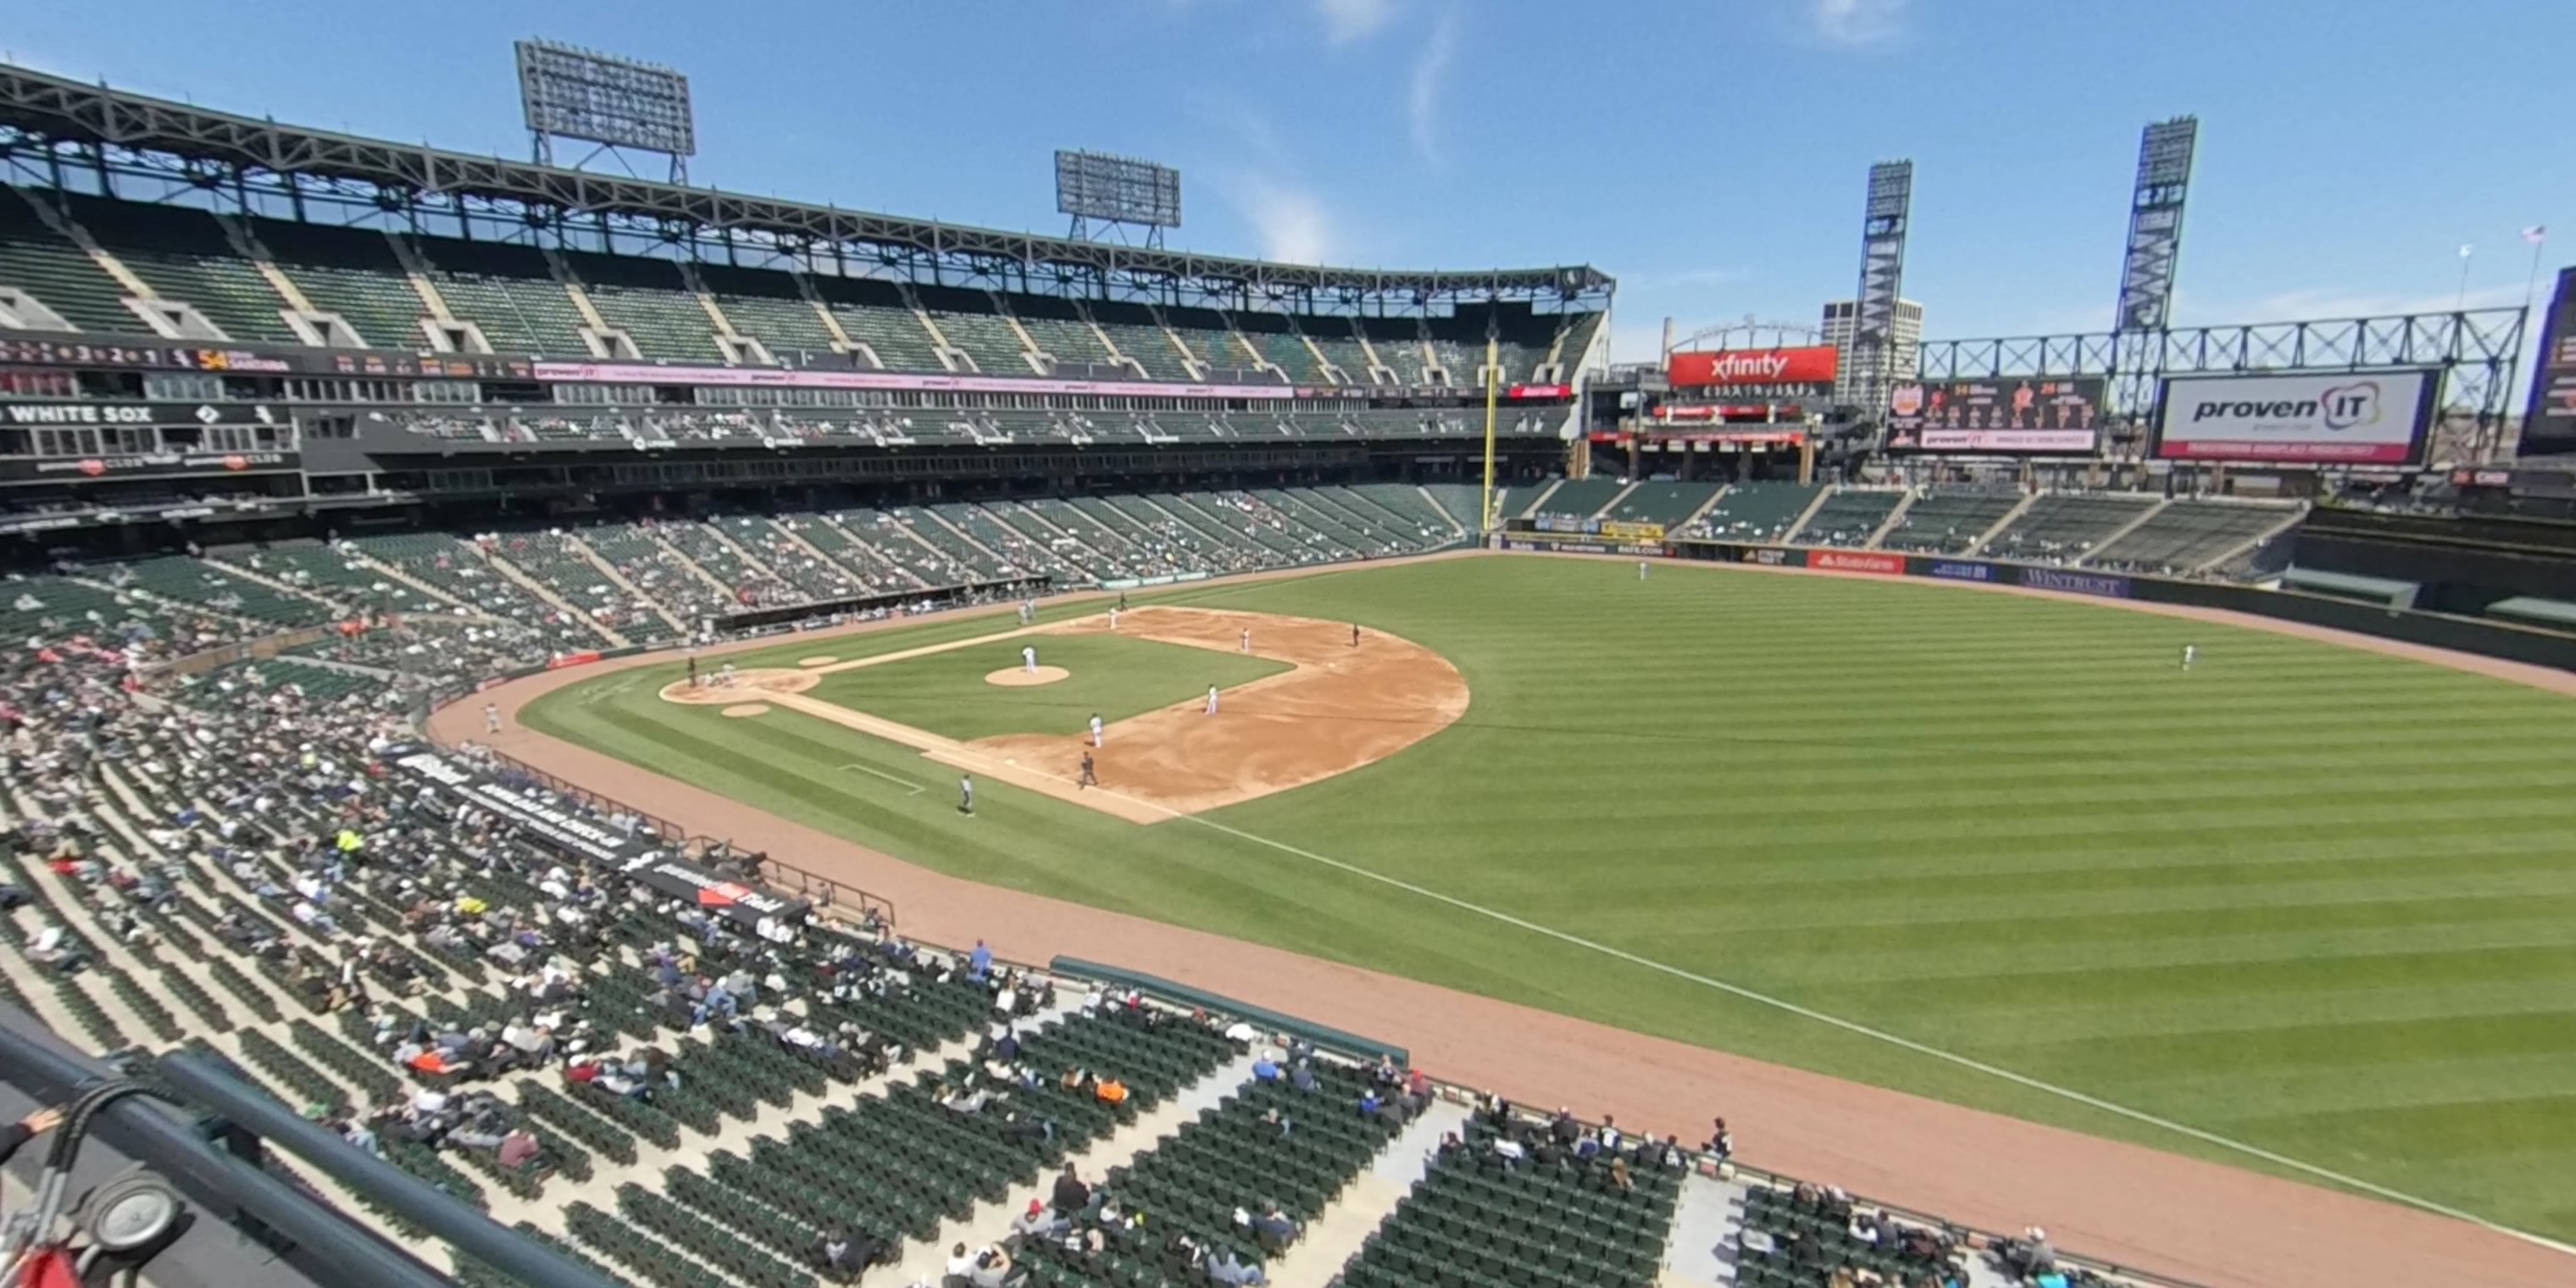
[1811,550,1904,575]
[2153,369,2439,464]
[1667,346,1838,391]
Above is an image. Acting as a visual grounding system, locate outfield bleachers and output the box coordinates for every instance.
[1604,482,1720,526]
[1686,483,1816,543]
[1790,490,1903,547]
[1527,478,1626,521]
[2085,499,2298,575]
[0,186,141,334]
[1981,493,2162,565]
[1879,490,2023,553]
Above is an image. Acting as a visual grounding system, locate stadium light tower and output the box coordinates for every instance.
[1849,160,1914,420]
[515,39,697,183]
[2112,117,2198,415]
[1055,150,1182,248]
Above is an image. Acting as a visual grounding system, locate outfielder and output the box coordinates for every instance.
[1021,645,1038,675]
[1638,559,1648,581]
[1204,685,1219,716]
[1018,600,1033,626]
[958,773,974,815]
[2181,644,2197,672]
[1088,713,1103,747]
[1078,750,1097,790]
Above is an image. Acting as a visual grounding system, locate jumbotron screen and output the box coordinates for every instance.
[1885,376,2105,454]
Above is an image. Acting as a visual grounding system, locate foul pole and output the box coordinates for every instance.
[1479,336,1501,537]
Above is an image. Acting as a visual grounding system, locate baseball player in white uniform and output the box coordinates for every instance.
[958,774,974,815]
[1018,600,1032,626]
[1021,645,1037,675]
[1638,559,1648,581]
[719,662,737,687]
[2181,644,2196,672]
[1088,713,1103,747]
[1204,685,1219,716]
[1238,629,1250,654]
[1108,606,1120,630]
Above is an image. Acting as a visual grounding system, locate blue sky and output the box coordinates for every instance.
[9,0,2573,364]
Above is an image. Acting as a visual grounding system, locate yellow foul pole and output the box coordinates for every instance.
[1479,335,1500,537]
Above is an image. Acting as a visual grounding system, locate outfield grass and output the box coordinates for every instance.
[523,556,2576,1239]
[804,632,1288,741]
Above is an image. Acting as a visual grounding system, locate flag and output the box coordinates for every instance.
[2523,225,2548,244]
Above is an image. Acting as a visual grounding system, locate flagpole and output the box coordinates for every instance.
[2524,232,2549,316]
[2457,243,2473,312]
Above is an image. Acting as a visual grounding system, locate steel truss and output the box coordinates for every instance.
[1914,309,2528,427]
[0,63,1609,315]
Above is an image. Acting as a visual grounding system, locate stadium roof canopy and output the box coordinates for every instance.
[0,62,1612,308]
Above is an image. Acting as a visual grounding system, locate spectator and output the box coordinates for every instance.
[1052,1163,1090,1214]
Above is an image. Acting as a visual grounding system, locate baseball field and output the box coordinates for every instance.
[519,554,2576,1245]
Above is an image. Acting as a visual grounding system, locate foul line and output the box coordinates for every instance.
[926,741,2575,1260]
[836,763,926,796]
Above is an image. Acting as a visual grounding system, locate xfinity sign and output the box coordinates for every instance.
[2152,369,2438,465]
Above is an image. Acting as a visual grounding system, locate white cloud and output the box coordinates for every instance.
[1807,0,1907,47]
[1316,0,1397,44]
[1407,7,1460,166]
[1229,175,1339,265]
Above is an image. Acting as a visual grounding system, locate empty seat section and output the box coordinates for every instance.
[1793,490,1902,547]
[0,187,138,333]
[1981,493,2160,564]
[420,241,591,357]
[1879,490,2022,552]
[564,253,724,364]
[1604,482,1719,525]
[694,263,841,358]
[812,276,941,371]
[57,194,296,342]
[1526,478,1625,521]
[1686,483,1818,542]
[250,219,430,348]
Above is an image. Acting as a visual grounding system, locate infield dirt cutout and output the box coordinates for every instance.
[661,606,1468,823]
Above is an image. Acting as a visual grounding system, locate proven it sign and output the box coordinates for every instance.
[2153,369,2439,464]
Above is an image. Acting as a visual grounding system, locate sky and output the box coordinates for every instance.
[8,0,2574,368]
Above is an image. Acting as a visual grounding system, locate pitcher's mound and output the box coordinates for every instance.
[986,666,1070,687]
[720,704,769,718]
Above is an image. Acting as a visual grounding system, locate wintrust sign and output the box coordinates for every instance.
[1667,346,1839,389]
[2153,369,2438,464]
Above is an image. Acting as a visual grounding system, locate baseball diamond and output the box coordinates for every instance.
[497,552,2576,1281]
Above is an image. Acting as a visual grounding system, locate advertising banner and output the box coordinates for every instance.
[2152,369,2438,464]
[2519,266,2576,456]
[2018,568,2133,598]
[0,402,287,428]
[1884,377,2106,454]
[1924,559,1996,582]
[0,451,297,483]
[1812,550,1905,575]
[1666,346,1839,396]
[534,360,1298,402]
[1745,547,1806,568]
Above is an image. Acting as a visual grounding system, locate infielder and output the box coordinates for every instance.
[2181,644,2197,672]
[484,702,502,735]
[1088,713,1103,747]
[1204,685,1219,716]
[1351,622,1360,648]
[719,661,738,687]
[958,773,974,815]
[1078,750,1097,790]
[1108,606,1120,630]
[1021,645,1037,675]
[1238,629,1251,654]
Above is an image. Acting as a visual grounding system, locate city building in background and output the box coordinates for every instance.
[1820,297,1924,408]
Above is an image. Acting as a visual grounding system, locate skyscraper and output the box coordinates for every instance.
[1819,297,1925,408]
